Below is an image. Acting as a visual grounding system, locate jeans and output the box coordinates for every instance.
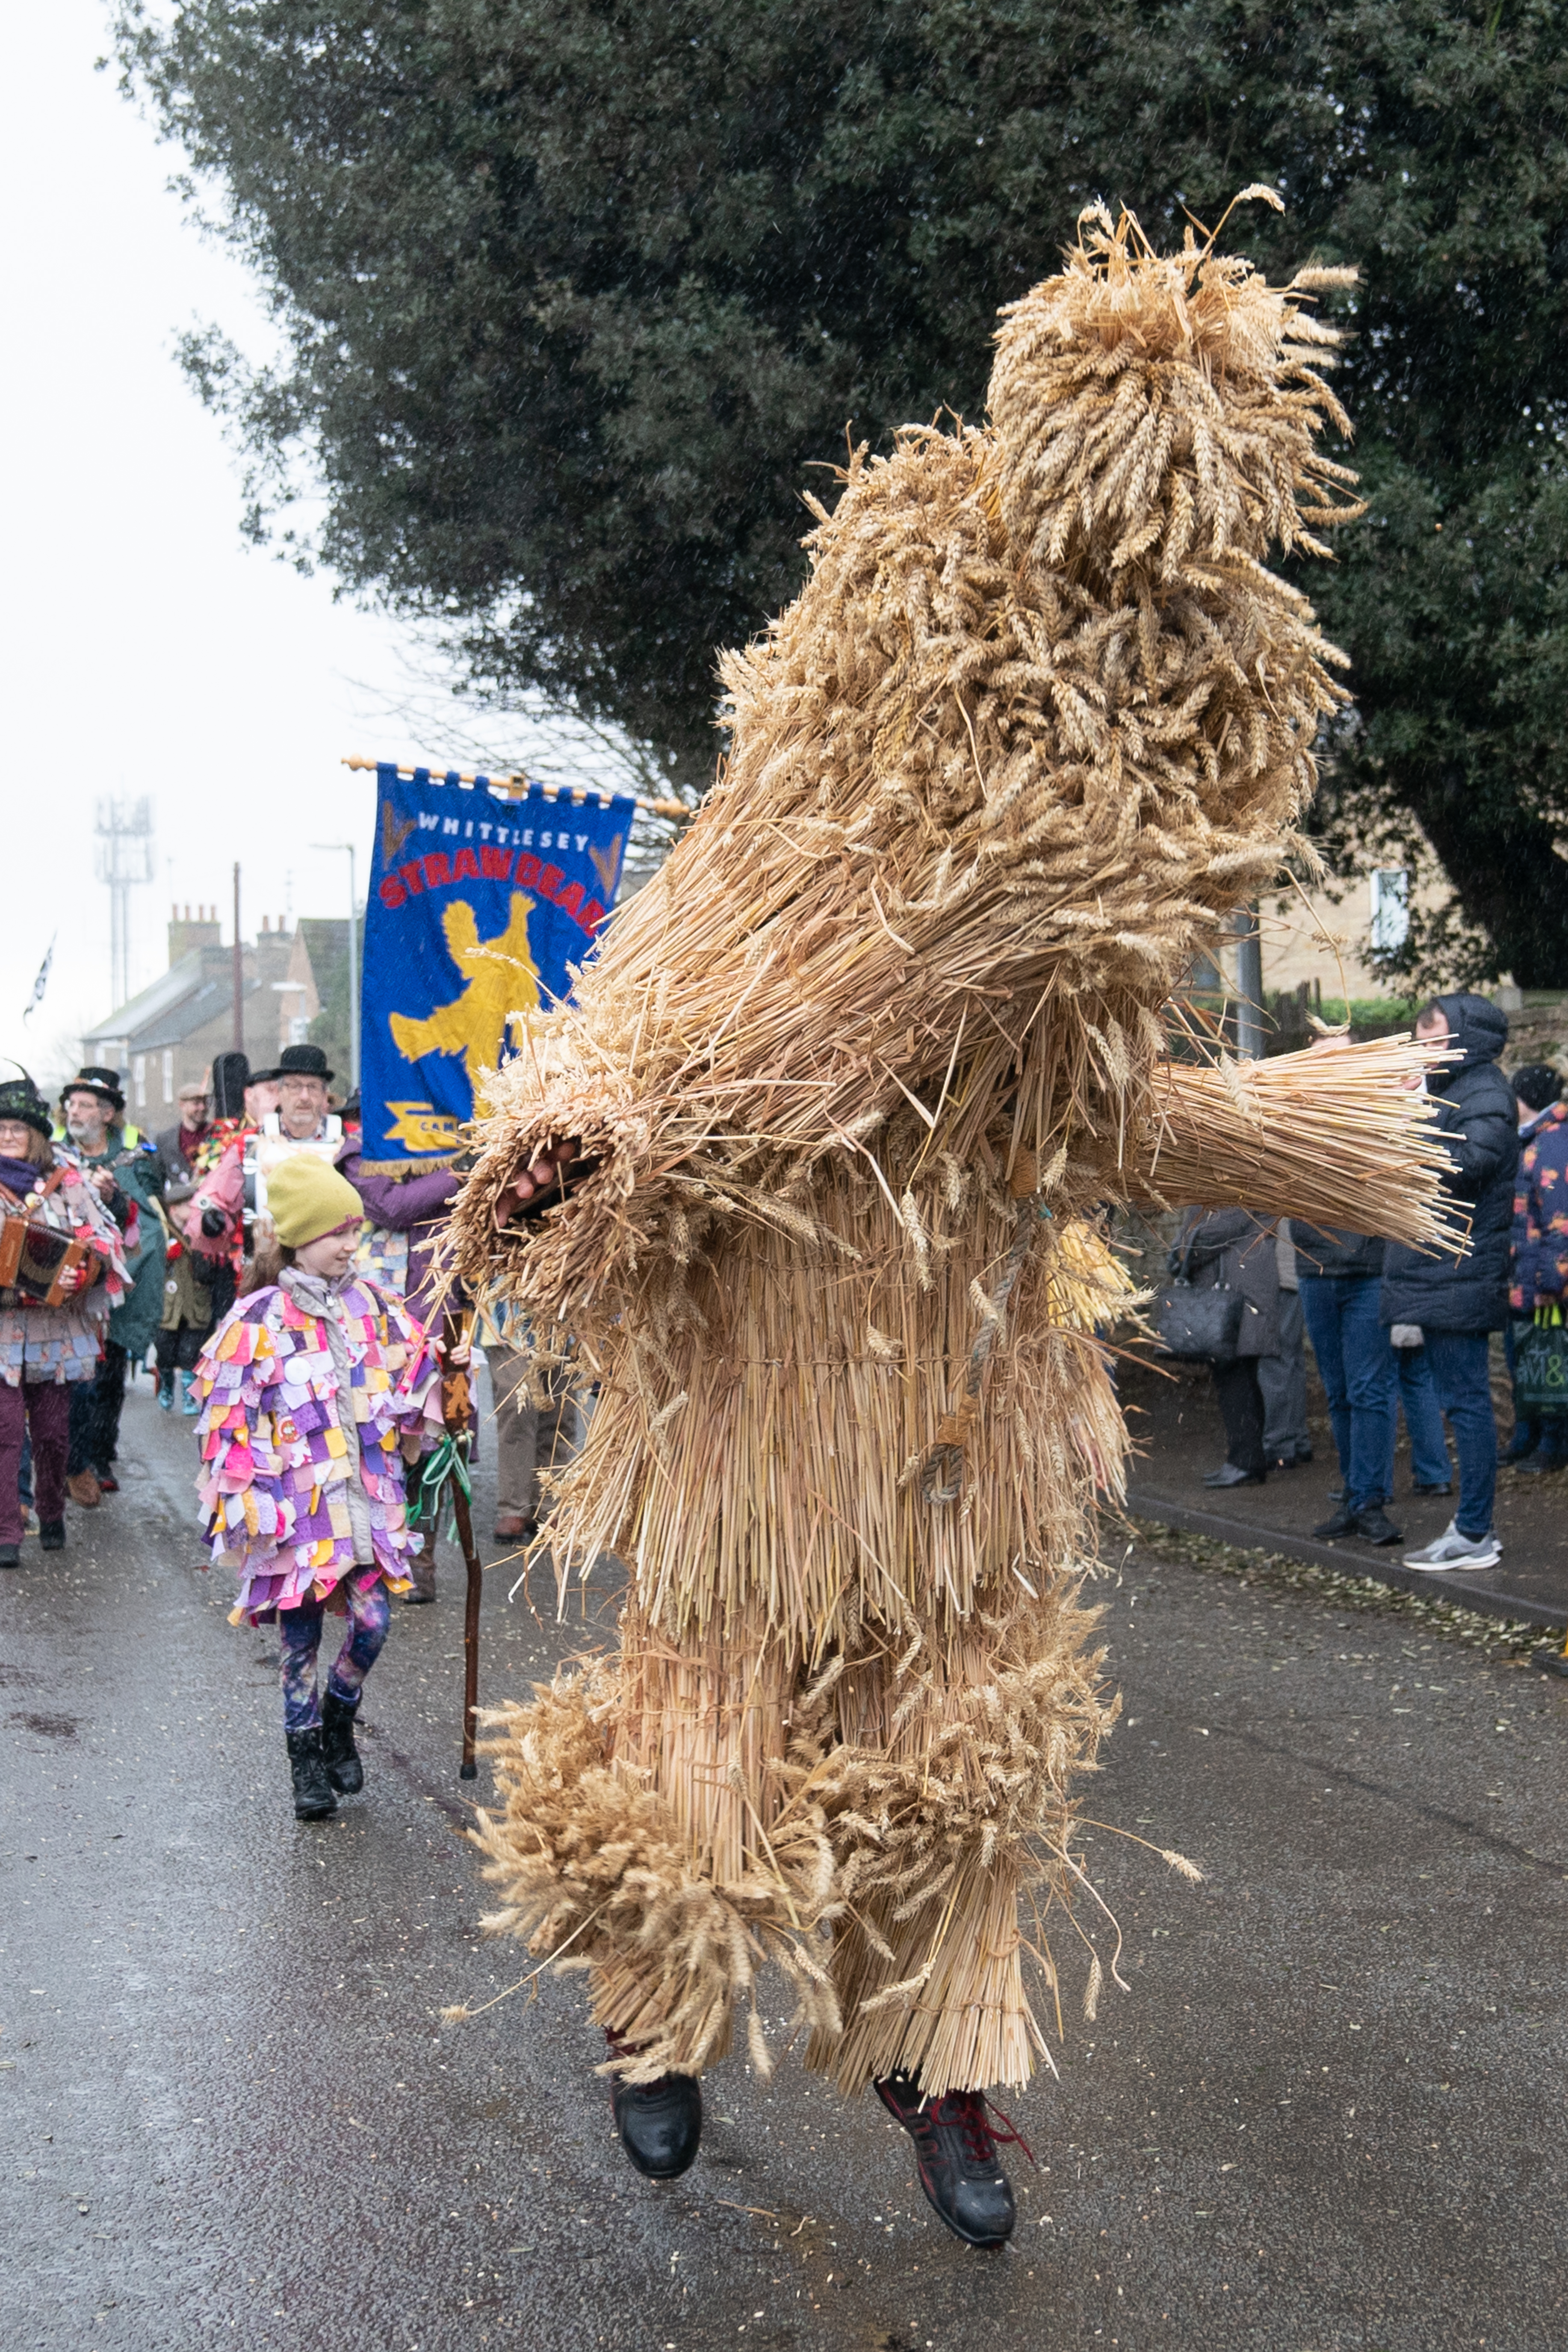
[1421,1332,1498,1539]
[278,1579,392,1732]
[1299,1274,1394,1514]
[1390,1345,1453,1489]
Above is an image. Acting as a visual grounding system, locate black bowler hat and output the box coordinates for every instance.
[0,1071,54,1141]
[263,1043,335,1084]
[60,1064,127,1114]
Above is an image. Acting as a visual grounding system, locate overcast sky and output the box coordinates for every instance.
[1,4,567,1087]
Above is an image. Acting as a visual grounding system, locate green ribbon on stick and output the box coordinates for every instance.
[411,1430,473,1543]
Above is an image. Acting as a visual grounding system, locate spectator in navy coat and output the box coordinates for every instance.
[1387,995,1519,1574]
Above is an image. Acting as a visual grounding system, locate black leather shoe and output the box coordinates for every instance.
[1351,1505,1403,1547]
[1515,1452,1568,1476]
[607,2036,701,2180]
[1202,1463,1265,1489]
[874,2071,1024,2249]
[1313,1505,1357,1539]
[285,1728,338,1821]
[320,1689,365,1794]
[1411,1480,1453,1496]
[0,1542,18,1569]
[38,1519,65,1552]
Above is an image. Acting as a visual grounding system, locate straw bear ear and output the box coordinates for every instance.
[989,201,1363,583]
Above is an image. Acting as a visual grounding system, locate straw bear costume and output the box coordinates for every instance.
[451,211,1446,2103]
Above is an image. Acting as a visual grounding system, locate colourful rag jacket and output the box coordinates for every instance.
[1510,1099,1568,1312]
[0,1148,131,1387]
[192,1269,443,1625]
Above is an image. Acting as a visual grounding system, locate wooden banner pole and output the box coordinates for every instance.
[342,753,690,822]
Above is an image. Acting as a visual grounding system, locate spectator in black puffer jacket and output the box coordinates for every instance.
[1385,993,1519,1575]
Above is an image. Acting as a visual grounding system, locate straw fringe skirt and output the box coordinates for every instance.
[473,1152,1127,2095]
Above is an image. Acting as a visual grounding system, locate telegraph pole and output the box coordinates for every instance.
[312,841,361,1088]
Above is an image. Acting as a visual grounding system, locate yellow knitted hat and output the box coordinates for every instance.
[267,1154,365,1248]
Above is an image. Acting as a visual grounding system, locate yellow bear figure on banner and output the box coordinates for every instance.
[389,893,541,1096]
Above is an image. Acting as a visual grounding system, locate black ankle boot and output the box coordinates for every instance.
[319,1689,364,1794]
[38,1519,65,1552]
[286,1728,338,1821]
[605,2033,702,2180]
[874,2071,1026,2248]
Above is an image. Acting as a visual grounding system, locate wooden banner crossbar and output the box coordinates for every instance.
[342,753,690,821]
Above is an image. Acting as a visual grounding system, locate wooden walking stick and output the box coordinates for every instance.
[433,1312,486,1779]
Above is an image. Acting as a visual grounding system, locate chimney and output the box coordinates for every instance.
[168,908,223,966]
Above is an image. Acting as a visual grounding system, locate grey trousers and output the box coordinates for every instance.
[487,1343,583,1524]
[1257,1288,1310,1461]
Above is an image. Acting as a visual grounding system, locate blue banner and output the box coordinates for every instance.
[360,763,634,1170]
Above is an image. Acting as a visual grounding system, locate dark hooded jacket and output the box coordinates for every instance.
[1291,1223,1384,1280]
[1380,993,1519,1332]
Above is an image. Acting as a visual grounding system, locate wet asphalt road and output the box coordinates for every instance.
[3,1372,1567,2352]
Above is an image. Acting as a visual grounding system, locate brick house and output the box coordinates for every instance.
[82,909,352,1121]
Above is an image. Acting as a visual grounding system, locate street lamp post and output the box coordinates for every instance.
[313,841,360,1090]
[1232,901,1264,1061]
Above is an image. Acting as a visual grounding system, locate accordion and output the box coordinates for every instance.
[0,1176,107,1308]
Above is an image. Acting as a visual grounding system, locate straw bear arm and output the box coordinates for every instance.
[1132,1037,1453,1250]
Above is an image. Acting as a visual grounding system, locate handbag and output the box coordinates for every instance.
[1511,1308,1568,1414]
[1155,1237,1244,1364]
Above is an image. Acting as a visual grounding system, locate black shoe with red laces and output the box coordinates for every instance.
[605,2032,702,2181]
[874,2071,1025,2248]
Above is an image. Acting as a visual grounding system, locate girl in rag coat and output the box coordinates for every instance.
[190,1154,443,1819]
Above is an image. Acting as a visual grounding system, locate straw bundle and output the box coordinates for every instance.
[1140,1035,1456,1240]
[458,204,1445,2097]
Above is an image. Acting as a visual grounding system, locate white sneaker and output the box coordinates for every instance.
[1403,1519,1502,1572]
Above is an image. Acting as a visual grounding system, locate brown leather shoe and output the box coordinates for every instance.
[492,1514,536,1545]
[66,1470,102,1510]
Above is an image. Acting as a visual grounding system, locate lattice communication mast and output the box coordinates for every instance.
[94,797,156,1011]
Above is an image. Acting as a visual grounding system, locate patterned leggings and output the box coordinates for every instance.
[278,1580,391,1733]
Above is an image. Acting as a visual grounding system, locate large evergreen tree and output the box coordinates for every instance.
[116,2,1568,978]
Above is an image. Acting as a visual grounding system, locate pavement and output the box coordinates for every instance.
[3,1366,1568,2352]
[1121,1351,1568,1631]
